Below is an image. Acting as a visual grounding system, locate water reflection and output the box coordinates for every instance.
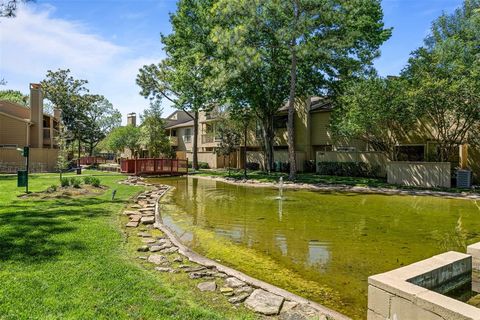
[152,176,480,319]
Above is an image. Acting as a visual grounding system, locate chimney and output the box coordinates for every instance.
[127,112,136,127]
[29,83,43,148]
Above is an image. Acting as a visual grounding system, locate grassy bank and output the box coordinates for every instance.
[196,169,477,194]
[0,171,255,320]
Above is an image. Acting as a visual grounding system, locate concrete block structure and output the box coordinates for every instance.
[368,250,480,320]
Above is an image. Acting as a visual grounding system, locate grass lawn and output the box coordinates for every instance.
[0,171,256,320]
[196,169,476,194]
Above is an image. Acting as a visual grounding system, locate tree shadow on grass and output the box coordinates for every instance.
[0,197,119,264]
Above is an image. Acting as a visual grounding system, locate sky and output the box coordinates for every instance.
[0,0,464,123]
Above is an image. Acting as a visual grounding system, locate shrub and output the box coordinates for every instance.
[316,161,381,178]
[61,177,70,187]
[274,161,289,173]
[70,177,81,188]
[90,177,101,187]
[83,176,101,187]
[83,176,94,185]
[246,162,260,171]
[186,161,209,169]
[198,162,210,169]
[304,160,316,173]
[47,184,57,193]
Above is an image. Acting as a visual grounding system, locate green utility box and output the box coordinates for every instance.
[17,170,28,187]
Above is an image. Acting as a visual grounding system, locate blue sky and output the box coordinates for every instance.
[0,0,463,123]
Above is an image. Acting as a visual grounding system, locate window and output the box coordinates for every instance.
[183,128,192,143]
[273,115,288,129]
[396,145,425,161]
[0,144,18,148]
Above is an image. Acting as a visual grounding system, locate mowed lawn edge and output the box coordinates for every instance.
[0,171,256,320]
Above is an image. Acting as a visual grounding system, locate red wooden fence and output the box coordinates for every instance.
[120,158,188,176]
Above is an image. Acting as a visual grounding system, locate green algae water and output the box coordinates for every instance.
[151,177,480,319]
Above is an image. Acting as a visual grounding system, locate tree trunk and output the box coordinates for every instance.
[193,111,199,170]
[261,117,275,173]
[287,37,298,180]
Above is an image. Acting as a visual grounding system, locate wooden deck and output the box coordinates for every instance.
[120,158,188,176]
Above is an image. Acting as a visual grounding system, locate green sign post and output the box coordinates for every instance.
[17,146,30,193]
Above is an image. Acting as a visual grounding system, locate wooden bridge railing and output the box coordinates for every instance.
[120,158,188,176]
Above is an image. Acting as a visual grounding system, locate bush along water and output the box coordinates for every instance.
[317,161,381,178]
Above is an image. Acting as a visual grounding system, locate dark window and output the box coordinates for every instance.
[273,115,288,129]
[396,145,425,161]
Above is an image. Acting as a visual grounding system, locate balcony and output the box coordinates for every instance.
[201,134,221,145]
[168,136,178,146]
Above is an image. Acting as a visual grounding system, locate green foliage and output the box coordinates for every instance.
[41,69,89,140]
[83,176,101,187]
[332,76,416,160]
[69,177,81,188]
[140,101,173,158]
[46,184,57,193]
[0,89,28,105]
[401,0,480,162]
[60,177,70,187]
[210,0,390,172]
[101,125,142,158]
[81,95,122,155]
[317,162,381,178]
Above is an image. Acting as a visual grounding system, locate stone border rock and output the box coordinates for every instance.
[120,175,351,320]
[192,175,480,201]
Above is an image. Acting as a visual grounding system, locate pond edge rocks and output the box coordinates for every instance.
[121,175,350,320]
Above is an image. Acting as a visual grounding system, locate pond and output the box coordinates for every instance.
[151,177,480,319]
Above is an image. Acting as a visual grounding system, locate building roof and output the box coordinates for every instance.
[165,120,193,129]
[278,96,332,113]
[0,100,55,120]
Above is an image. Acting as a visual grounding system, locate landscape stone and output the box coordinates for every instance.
[234,286,254,295]
[173,256,183,263]
[197,281,217,292]
[149,245,163,252]
[137,232,151,237]
[141,216,155,225]
[160,247,178,254]
[228,292,251,304]
[126,221,139,228]
[142,238,156,244]
[155,267,174,273]
[182,266,206,272]
[131,204,141,209]
[225,277,246,288]
[124,210,139,216]
[189,271,215,279]
[220,287,234,295]
[148,254,168,265]
[130,215,142,222]
[278,304,325,320]
[280,301,299,313]
[244,289,284,315]
[137,245,149,252]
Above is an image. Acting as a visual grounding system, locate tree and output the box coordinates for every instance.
[140,100,174,158]
[0,89,28,105]
[103,126,142,159]
[211,0,390,176]
[402,0,480,162]
[331,76,416,160]
[213,111,242,176]
[137,0,216,170]
[81,95,121,156]
[55,123,70,182]
[41,69,89,141]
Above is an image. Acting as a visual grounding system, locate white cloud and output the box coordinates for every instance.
[0,4,171,123]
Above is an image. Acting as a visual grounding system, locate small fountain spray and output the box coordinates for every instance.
[276,176,284,200]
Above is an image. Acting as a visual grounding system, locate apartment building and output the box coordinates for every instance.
[0,83,60,172]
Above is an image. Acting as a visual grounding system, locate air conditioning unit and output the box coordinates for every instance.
[456,170,472,188]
